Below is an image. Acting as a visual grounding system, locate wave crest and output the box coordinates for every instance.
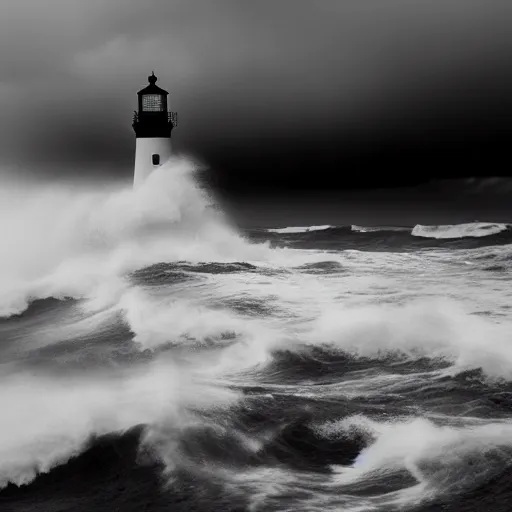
[267,225,332,234]
[412,222,510,239]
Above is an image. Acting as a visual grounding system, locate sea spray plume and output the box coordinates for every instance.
[0,157,262,317]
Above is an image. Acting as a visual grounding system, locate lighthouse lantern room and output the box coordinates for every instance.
[132,72,177,187]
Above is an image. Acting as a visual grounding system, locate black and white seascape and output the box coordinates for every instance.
[1,161,512,512]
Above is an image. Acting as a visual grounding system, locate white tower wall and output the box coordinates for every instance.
[133,137,173,188]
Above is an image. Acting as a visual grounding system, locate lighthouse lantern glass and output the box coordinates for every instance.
[142,94,164,112]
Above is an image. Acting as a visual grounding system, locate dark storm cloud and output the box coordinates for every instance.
[0,0,511,189]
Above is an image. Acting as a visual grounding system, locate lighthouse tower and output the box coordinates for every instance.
[132,72,178,187]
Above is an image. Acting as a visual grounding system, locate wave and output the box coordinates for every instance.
[0,426,161,508]
[308,298,512,381]
[1,285,512,505]
[314,414,512,508]
[9,265,512,491]
[0,359,240,488]
[412,222,510,239]
[267,224,411,235]
[119,284,512,383]
[4,394,512,511]
[351,225,410,233]
[267,225,332,234]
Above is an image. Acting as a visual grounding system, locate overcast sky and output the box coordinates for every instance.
[1,0,511,192]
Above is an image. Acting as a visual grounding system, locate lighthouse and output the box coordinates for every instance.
[132,72,178,187]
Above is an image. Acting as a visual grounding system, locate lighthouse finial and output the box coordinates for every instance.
[148,71,157,84]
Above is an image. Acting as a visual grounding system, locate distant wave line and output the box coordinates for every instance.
[266,222,511,240]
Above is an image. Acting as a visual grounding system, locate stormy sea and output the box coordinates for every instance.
[2,159,512,512]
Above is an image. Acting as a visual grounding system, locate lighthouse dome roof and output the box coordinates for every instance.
[137,72,169,96]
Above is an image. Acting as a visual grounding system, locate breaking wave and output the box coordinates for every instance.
[412,222,510,239]
[351,225,409,233]
[267,225,332,234]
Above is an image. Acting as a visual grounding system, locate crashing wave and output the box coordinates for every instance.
[267,225,332,234]
[412,222,510,239]
[0,157,269,318]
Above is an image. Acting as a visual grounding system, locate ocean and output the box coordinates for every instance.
[1,159,512,511]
